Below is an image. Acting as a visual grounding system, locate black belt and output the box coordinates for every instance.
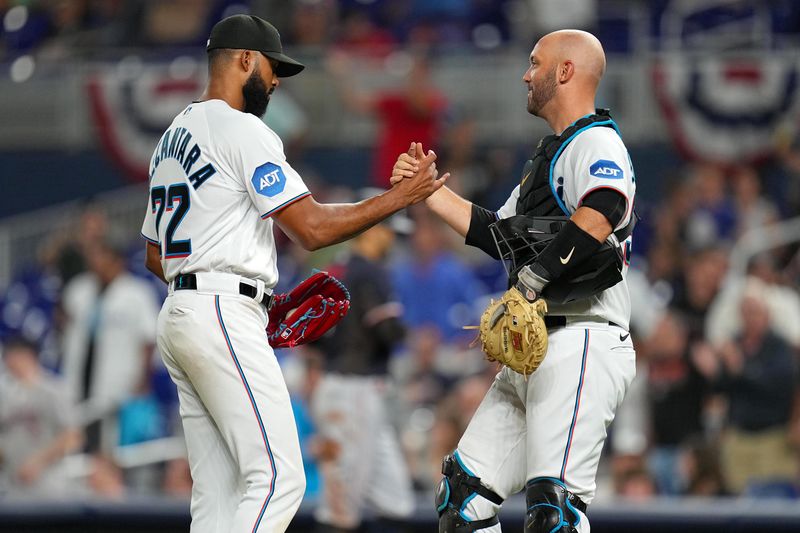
[570,492,588,514]
[544,315,622,330]
[173,274,273,307]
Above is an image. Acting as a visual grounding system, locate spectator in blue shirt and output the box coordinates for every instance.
[392,214,484,342]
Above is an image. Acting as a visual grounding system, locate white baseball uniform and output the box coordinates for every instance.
[142,99,311,533]
[456,124,638,532]
[0,368,76,498]
[311,374,415,527]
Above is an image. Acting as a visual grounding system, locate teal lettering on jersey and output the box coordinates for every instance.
[252,162,286,197]
[168,127,186,159]
[149,127,213,185]
[189,163,217,190]
[159,129,171,162]
[176,131,192,163]
[182,144,201,174]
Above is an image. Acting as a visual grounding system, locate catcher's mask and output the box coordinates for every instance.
[489,215,625,304]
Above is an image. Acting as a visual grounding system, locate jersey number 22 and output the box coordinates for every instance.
[151,184,191,258]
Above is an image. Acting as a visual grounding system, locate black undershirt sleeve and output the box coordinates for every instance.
[465,204,501,259]
[580,188,627,229]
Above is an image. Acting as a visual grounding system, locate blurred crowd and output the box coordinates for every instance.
[607,157,800,501]
[11,0,800,63]
[0,0,531,61]
[2,147,800,505]
[2,0,800,514]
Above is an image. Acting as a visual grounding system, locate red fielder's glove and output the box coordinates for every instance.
[267,271,351,348]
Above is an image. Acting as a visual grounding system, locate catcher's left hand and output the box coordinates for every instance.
[267,271,350,348]
[472,287,549,376]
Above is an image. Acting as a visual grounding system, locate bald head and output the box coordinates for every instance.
[522,29,606,130]
[538,30,605,84]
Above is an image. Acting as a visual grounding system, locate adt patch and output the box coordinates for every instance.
[252,162,287,197]
[589,160,623,179]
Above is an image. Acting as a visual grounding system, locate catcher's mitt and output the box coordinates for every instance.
[267,271,350,348]
[473,288,549,376]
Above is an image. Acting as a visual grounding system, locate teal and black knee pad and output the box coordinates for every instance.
[435,453,503,532]
[524,478,587,533]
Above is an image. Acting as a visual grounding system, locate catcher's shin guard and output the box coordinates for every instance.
[524,478,587,533]
[435,453,503,532]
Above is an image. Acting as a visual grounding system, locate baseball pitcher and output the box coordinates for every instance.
[141,15,444,533]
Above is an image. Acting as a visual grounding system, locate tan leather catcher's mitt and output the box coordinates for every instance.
[476,287,549,376]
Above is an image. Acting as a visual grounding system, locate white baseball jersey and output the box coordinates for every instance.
[497,126,636,330]
[311,375,414,528]
[447,121,638,533]
[143,99,310,532]
[141,99,310,287]
[61,271,159,450]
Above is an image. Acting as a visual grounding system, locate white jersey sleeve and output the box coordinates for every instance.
[558,127,635,229]
[497,184,521,219]
[141,191,159,244]
[230,116,310,219]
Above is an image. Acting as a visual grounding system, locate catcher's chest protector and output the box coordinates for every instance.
[516,109,620,217]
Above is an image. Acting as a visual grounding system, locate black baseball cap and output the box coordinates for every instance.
[207,15,305,78]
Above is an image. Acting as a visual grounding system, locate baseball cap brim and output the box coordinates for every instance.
[263,52,305,77]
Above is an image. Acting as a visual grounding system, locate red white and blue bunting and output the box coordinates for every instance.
[87,64,203,181]
[653,54,800,164]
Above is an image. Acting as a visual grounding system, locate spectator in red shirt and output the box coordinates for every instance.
[329,52,448,187]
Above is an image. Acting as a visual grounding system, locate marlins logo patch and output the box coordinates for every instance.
[589,159,623,179]
[252,162,287,197]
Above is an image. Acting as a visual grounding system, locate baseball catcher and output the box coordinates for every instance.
[391,29,639,533]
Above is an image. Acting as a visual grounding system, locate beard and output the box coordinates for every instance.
[242,69,272,117]
[526,67,557,116]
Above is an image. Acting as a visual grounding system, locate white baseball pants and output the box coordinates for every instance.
[157,284,305,533]
[311,374,414,528]
[454,322,636,532]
